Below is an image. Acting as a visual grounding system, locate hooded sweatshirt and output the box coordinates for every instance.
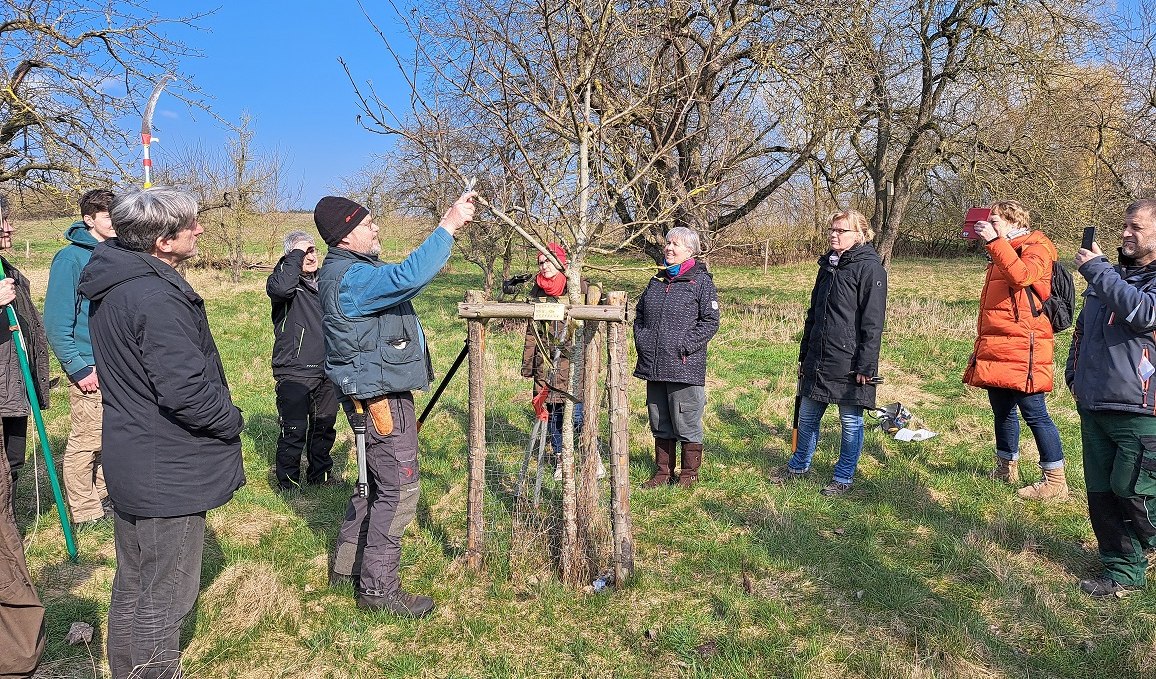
[44,221,99,381]
[77,240,244,517]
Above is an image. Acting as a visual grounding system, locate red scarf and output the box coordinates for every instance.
[536,271,567,297]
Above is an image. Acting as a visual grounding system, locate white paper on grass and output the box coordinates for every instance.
[894,428,937,442]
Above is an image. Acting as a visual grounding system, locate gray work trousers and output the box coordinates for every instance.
[107,511,206,679]
[334,393,420,595]
[646,381,706,443]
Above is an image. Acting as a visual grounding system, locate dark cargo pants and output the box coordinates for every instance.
[1079,408,1156,588]
[274,376,338,489]
[333,392,420,596]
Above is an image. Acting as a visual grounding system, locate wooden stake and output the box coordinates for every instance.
[606,291,635,583]
[465,290,488,570]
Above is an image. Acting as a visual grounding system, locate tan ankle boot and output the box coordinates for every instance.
[990,456,1019,484]
[1017,466,1069,500]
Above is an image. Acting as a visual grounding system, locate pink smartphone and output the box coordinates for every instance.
[961,207,992,240]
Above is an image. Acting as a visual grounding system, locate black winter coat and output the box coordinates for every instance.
[78,240,245,517]
[633,260,720,385]
[267,250,325,379]
[799,243,888,408]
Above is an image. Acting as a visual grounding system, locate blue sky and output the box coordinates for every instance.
[157,2,409,209]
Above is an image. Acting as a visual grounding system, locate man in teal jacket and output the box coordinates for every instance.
[44,189,115,528]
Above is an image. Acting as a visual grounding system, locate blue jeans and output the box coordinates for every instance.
[986,388,1064,468]
[547,402,584,454]
[788,396,864,484]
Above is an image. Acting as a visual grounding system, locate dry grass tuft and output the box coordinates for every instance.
[207,506,291,547]
[190,563,302,643]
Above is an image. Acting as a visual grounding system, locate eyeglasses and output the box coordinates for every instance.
[829,228,856,235]
[304,246,317,255]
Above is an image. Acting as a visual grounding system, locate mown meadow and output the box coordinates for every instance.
[14,214,1156,678]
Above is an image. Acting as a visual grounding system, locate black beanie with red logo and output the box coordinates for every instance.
[313,196,369,246]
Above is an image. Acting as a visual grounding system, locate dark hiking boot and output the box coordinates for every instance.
[329,570,354,589]
[101,496,116,518]
[357,589,436,618]
[819,481,851,497]
[678,443,703,488]
[769,466,809,483]
[1079,576,1140,598]
[642,438,677,489]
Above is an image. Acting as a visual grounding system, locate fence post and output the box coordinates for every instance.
[606,291,635,583]
[465,289,488,570]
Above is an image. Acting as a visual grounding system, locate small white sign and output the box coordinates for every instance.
[533,303,566,321]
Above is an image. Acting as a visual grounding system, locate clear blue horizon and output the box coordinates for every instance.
[154,2,410,211]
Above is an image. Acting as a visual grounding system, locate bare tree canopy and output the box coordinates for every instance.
[0,0,209,188]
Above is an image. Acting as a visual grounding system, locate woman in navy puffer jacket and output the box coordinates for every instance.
[634,227,720,489]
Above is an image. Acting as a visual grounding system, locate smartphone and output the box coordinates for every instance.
[961,207,992,240]
[1082,226,1096,251]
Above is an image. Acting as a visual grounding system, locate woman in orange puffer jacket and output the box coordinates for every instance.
[963,199,1068,500]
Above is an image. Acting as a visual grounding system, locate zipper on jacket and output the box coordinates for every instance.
[295,327,305,357]
[1143,347,1151,409]
[1026,332,1034,391]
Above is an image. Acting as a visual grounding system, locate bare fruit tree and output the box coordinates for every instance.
[827,0,1096,266]
[0,0,209,189]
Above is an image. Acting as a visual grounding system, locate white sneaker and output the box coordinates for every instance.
[554,466,563,482]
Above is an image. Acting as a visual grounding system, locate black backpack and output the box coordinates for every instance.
[1028,261,1075,332]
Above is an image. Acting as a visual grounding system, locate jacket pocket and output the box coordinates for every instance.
[1135,436,1156,496]
[380,336,422,365]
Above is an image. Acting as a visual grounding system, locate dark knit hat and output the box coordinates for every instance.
[314,196,369,246]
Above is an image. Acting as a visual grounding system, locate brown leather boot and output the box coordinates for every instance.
[678,442,703,488]
[1017,466,1069,500]
[642,438,677,489]
[990,456,1019,484]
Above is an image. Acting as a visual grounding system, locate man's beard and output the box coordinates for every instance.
[367,241,381,257]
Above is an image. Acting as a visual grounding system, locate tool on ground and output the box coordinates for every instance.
[0,251,76,561]
[869,402,913,434]
[417,339,469,431]
[350,399,369,499]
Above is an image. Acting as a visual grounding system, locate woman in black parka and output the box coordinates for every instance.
[784,209,887,496]
[634,227,720,489]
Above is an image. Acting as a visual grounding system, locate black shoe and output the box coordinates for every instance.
[308,474,344,488]
[1079,576,1141,598]
[329,570,354,589]
[357,589,436,618]
[100,496,115,518]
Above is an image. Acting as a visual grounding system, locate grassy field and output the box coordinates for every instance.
[13,214,1154,678]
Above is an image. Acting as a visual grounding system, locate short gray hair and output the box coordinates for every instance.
[1126,199,1156,222]
[283,230,314,255]
[665,226,702,255]
[111,187,198,253]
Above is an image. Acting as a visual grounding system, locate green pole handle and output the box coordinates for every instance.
[0,259,78,561]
